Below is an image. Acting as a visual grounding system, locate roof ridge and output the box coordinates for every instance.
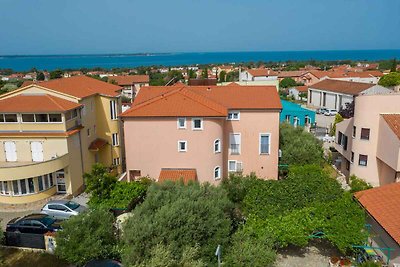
[179,88,227,116]
[45,94,66,110]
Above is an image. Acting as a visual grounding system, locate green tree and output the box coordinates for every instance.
[218,71,226,82]
[349,175,372,193]
[390,58,397,72]
[279,77,297,88]
[201,68,208,79]
[84,163,117,204]
[49,69,63,79]
[188,69,197,79]
[224,229,276,267]
[121,181,233,266]
[36,72,45,81]
[226,71,239,82]
[378,72,400,87]
[279,123,324,166]
[330,113,344,136]
[167,70,184,82]
[55,209,117,266]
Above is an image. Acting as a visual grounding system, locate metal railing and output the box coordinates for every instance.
[230,144,240,155]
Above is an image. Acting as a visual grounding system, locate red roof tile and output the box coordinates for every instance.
[355,183,400,245]
[310,79,376,95]
[108,75,149,85]
[382,114,400,140]
[88,138,108,150]
[247,68,278,77]
[158,168,197,183]
[0,94,82,112]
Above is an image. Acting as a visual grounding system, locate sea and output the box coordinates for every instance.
[1,50,400,71]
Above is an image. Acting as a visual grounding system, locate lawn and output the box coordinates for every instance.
[0,247,70,267]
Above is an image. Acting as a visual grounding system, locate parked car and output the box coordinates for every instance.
[316,108,328,114]
[84,259,123,267]
[41,200,87,219]
[324,109,338,116]
[6,214,62,234]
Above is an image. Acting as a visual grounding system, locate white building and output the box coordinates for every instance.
[239,69,278,82]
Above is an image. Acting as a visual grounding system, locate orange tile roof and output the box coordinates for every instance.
[122,84,281,117]
[158,168,197,183]
[308,70,383,79]
[382,114,400,140]
[295,86,308,92]
[35,76,122,98]
[0,94,82,112]
[355,183,400,245]
[310,79,375,95]
[277,71,307,78]
[247,69,278,77]
[88,138,108,150]
[108,75,149,85]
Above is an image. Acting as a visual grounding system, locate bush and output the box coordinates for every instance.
[84,163,117,202]
[330,113,344,136]
[349,175,372,193]
[378,72,400,87]
[55,209,117,266]
[121,181,233,266]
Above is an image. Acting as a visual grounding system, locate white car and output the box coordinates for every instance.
[324,109,338,116]
[41,200,87,220]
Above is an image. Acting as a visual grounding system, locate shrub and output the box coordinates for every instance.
[349,175,372,193]
[84,163,117,202]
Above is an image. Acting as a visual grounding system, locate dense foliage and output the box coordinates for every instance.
[279,123,324,166]
[378,72,400,87]
[84,163,117,202]
[349,175,372,193]
[55,209,117,266]
[330,113,344,136]
[279,77,298,88]
[49,69,63,79]
[121,181,233,266]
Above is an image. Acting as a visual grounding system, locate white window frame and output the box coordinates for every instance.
[0,181,9,195]
[214,139,221,153]
[177,117,186,129]
[110,100,118,120]
[113,157,120,166]
[229,133,241,155]
[214,166,221,180]
[178,140,187,152]
[228,160,237,172]
[112,133,119,146]
[0,113,18,123]
[227,111,240,121]
[192,118,203,130]
[4,141,17,162]
[259,133,271,155]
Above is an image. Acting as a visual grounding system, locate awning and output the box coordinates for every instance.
[158,168,197,183]
[88,138,108,151]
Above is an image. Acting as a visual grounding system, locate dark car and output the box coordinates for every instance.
[6,213,62,234]
[84,260,123,267]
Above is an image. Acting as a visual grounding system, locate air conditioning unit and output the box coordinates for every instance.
[236,162,243,172]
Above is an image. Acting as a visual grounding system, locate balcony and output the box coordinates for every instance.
[230,144,240,155]
[0,154,69,181]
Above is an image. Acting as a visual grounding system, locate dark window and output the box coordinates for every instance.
[346,160,350,171]
[49,173,54,187]
[20,180,27,195]
[38,176,44,191]
[352,126,356,137]
[4,114,17,122]
[49,114,62,122]
[28,178,35,193]
[36,114,49,122]
[48,204,67,211]
[351,152,354,163]
[338,131,343,144]
[361,128,370,140]
[359,154,368,166]
[22,114,35,122]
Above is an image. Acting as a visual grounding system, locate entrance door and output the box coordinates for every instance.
[55,170,66,193]
[31,142,44,162]
[4,141,17,162]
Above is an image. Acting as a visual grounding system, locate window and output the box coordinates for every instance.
[229,133,241,155]
[21,113,62,123]
[49,114,62,122]
[304,116,310,125]
[360,128,370,140]
[214,139,221,153]
[4,141,17,162]
[352,126,356,138]
[38,174,55,192]
[337,131,348,150]
[0,181,9,195]
[1,114,18,123]
[28,178,35,194]
[112,133,119,146]
[227,111,240,120]
[346,160,350,171]
[214,166,221,180]
[65,109,78,121]
[359,154,368,166]
[351,152,354,163]
[110,100,118,120]
[113,157,120,166]
[178,140,187,152]
[177,118,186,129]
[11,179,35,196]
[22,114,35,122]
[192,118,203,130]
[87,128,91,137]
[228,160,243,172]
[260,133,270,154]
[36,114,49,122]
[285,115,291,122]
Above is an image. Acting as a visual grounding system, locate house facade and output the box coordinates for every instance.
[0,76,123,204]
[335,93,400,187]
[280,100,315,127]
[108,75,149,100]
[301,70,383,86]
[121,84,282,183]
[308,79,391,110]
[239,69,278,82]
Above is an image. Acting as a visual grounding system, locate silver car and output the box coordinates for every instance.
[41,200,87,219]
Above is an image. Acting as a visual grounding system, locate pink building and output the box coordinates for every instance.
[121,84,282,183]
[335,93,400,187]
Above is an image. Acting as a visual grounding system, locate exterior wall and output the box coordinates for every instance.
[280,100,315,127]
[335,93,400,186]
[224,110,279,179]
[308,88,353,110]
[333,77,379,84]
[124,117,225,184]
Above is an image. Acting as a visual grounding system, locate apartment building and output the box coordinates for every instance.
[0,76,123,204]
[301,70,384,86]
[108,75,150,100]
[239,69,278,82]
[334,93,400,187]
[121,84,282,183]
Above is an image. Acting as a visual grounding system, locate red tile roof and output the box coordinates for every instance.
[247,69,278,77]
[88,138,108,151]
[382,114,400,140]
[158,168,197,183]
[355,182,400,245]
[121,84,281,117]
[277,71,307,78]
[108,75,149,85]
[310,79,376,95]
[0,94,82,112]
[33,76,122,98]
[308,70,383,79]
[295,86,308,93]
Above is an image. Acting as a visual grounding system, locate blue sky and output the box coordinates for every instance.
[1,0,399,55]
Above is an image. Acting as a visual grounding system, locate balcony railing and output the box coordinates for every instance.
[230,144,240,155]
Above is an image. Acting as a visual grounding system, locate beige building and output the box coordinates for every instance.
[335,93,400,187]
[0,76,123,204]
[108,75,149,100]
[121,84,282,183]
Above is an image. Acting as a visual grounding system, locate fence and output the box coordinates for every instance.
[5,232,45,249]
